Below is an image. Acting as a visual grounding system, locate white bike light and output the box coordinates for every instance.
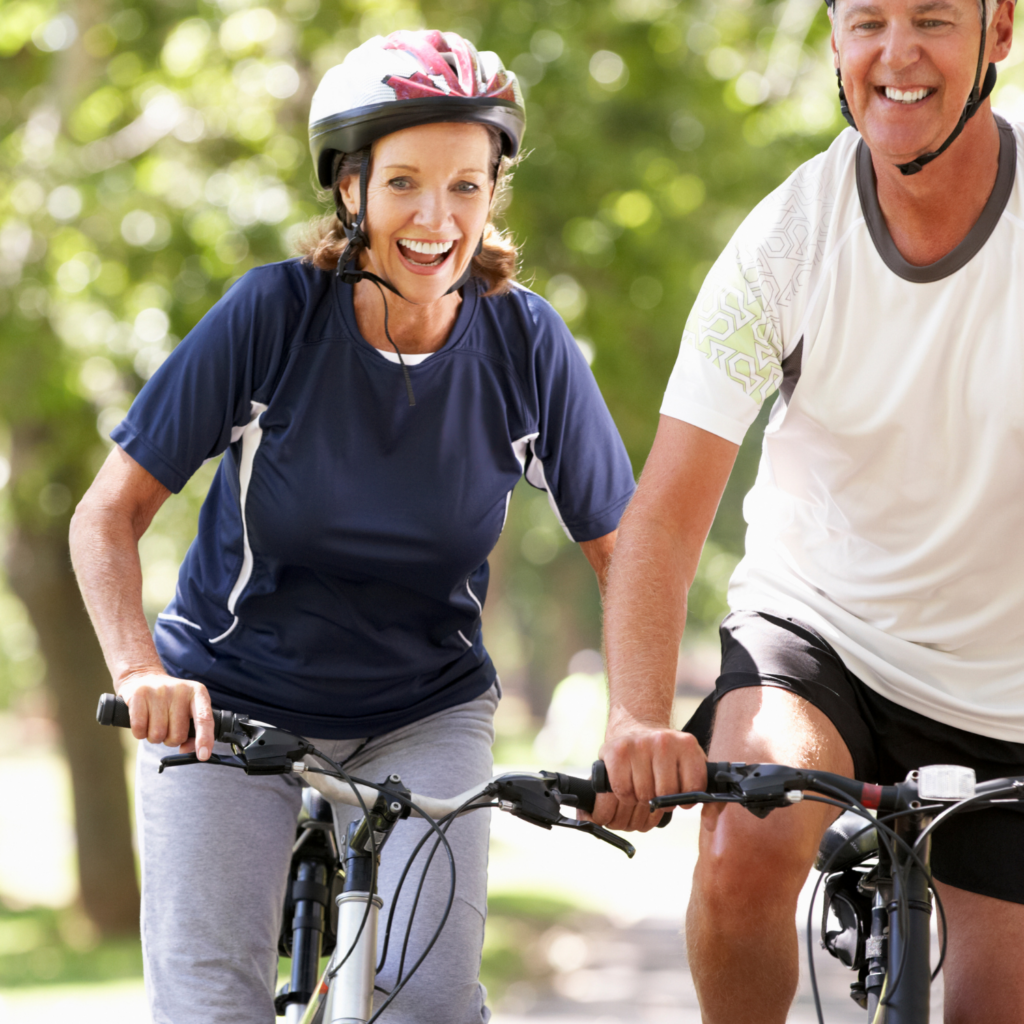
[917,764,976,801]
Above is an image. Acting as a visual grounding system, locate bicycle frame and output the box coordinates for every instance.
[644,760,1020,1024]
[95,693,633,1024]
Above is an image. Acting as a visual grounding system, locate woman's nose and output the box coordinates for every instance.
[414,189,454,230]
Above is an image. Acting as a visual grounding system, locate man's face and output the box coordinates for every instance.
[830,0,1014,166]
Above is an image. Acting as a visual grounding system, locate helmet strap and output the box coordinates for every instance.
[836,68,857,130]
[833,0,995,177]
[895,62,996,175]
[444,234,484,296]
[896,0,991,176]
[336,152,372,275]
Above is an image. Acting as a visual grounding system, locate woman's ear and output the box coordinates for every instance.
[337,173,360,219]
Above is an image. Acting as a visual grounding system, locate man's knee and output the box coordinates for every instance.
[694,801,825,919]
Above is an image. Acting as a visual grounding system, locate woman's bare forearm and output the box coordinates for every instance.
[70,447,215,756]
[69,446,171,687]
[70,500,165,687]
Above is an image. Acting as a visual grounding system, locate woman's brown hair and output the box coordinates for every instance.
[297,126,520,297]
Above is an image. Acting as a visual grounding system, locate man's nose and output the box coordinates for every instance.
[878,22,924,75]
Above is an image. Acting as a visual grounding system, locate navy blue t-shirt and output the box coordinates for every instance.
[113,260,634,738]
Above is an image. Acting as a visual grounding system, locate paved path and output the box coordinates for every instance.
[492,916,944,1023]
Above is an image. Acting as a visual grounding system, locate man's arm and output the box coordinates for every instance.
[580,530,616,596]
[592,416,738,831]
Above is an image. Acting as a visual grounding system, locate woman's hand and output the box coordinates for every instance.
[118,672,216,760]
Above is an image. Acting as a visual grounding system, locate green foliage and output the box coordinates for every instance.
[4,0,1021,705]
[0,903,142,987]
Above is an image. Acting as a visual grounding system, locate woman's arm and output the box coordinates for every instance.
[69,445,216,759]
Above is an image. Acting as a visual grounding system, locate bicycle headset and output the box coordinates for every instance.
[827,0,1009,175]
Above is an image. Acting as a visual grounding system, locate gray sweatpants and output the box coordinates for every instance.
[136,685,498,1024]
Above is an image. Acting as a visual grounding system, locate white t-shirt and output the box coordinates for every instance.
[662,117,1024,742]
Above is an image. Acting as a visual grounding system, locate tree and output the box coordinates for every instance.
[4,0,1017,927]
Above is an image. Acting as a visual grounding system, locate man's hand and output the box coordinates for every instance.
[117,673,215,760]
[587,717,707,832]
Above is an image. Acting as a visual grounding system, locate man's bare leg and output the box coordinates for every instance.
[684,685,854,1024]
[937,882,1024,1024]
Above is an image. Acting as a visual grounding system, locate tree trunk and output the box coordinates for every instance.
[5,526,140,936]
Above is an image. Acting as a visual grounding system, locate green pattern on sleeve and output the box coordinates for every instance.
[682,260,784,407]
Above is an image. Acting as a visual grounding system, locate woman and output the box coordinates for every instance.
[70,30,635,1024]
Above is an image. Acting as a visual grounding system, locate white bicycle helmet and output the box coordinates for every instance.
[307,31,527,406]
[309,30,526,188]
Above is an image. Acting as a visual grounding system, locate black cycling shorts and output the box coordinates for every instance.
[684,609,1024,905]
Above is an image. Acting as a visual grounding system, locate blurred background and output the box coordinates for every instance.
[0,0,1021,1017]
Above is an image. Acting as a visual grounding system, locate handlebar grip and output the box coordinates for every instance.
[96,693,227,740]
[589,760,673,828]
[705,761,736,794]
[97,693,132,729]
[555,773,597,814]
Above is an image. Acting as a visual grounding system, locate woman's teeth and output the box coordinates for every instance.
[885,87,932,103]
[398,239,454,267]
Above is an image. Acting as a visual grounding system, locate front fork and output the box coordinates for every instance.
[865,813,933,1024]
[317,782,407,1024]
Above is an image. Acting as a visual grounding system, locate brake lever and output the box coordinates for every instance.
[650,792,745,810]
[550,815,636,858]
[158,752,248,773]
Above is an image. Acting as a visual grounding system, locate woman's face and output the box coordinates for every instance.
[339,122,495,305]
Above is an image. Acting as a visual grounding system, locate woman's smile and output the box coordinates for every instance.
[339,121,494,303]
[397,237,457,269]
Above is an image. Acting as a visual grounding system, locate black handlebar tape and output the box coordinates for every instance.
[589,760,673,828]
[95,693,226,740]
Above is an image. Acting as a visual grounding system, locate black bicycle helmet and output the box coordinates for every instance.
[827,0,1004,175]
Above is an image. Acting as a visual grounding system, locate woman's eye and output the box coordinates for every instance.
[388,178,412,190]
[454,181,481,194]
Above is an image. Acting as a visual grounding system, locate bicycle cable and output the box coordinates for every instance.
[366,791,503,1022]
[390,791,495,988]
[303,767,461,1024]
[797,788,947,1024]
[377,799,499,975]
[304,753,382,986]
[804,784,948,999]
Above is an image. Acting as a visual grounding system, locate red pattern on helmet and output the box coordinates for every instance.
[382,29,515,102]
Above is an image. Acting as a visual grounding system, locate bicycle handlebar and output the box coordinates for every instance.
[96,692,243,741]
[96,693,636,856]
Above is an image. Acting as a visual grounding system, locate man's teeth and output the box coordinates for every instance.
[885,87,931,103]
[399,239,454,255]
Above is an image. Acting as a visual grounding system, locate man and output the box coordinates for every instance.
[591,0,1023,1019]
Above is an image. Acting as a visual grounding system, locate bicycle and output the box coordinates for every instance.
[622,759,1024,1024]
[96,693,634,1024]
